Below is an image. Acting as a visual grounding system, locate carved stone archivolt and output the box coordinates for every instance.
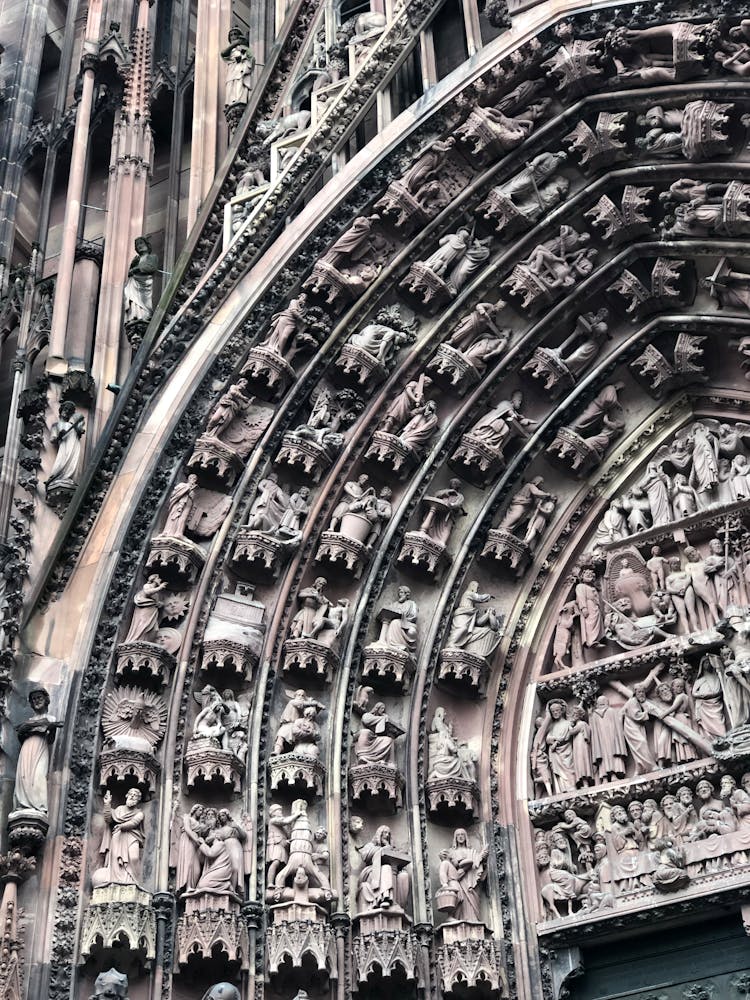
[30,7,750,1000]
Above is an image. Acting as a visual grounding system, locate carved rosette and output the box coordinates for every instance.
[427,345,481,394]
[436,922,503,997]
[315,530,370,578]
[361,644,415,693]
[187,434,245,488]
[266,900,336,981]
[335,344,388,387]
[481,528,532,576]
[397,531,449,581]
[184,737,245,793]
[232,528,288,581]
[80,885,156,964]
[99,745,160,795]
[268,752,325,799]
[200,637,257,681]
[352,910,417,985]
[275,433,336,482]
[349,763,405,811]
[546,426,617,476]
[146,534,206,586]
[365,430,420,477]
[425,776,480,823]
[450,433,504,484]
[437,648,489,697]
[176,897,248,969]
[241,346,295,398]
[115,642,175,688]
[281,638,338,682]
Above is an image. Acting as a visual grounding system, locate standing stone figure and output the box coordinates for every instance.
[222,28,255,107]
[162,475,198,537]
[124,575,168,643]
[11,687,62,817]
[93,788,145,886]
[123,236,158,325]
[46,401,85,495]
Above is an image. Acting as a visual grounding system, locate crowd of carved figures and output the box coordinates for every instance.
[19,5,750,998]
[535,771,750,921]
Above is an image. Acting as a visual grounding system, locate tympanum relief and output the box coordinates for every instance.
[527,416,750,933]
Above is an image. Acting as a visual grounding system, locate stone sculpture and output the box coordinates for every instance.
[273,689,326,757]
[356,825,411,911]
[428,301,510,391]
[338,304,418,385]
[522,309,609,395]
[222,28,255,107]
[502,226,597,315]
[455,96,550,160]
[482,477,557,573]
[452,390,537,481]
[202,986,241,1000]
[92,788,146,887]
[374,138,454,230]
[276,386,363,479]
[269,799,331,898]
[362,586,419,691]
[547,382,625,475]
[436,829,489,921]
[477,152,569,237]
[124,575,168,643]
[162,475,199,538]
[400,227,493,306]
[45,400,85,504]
[636,101,733,161]
[91,969,129,998]
[123,236,158,326]
[10,688,62,832]
[428,708,477,783]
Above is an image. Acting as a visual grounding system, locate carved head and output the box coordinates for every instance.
[633,684,647,703]
[294,866,308,887]
[299,486,310,498]
[379,487,392,500]
[397,586,411,601]
[676,787,693,807]
[547,700,566,720]
[125,788,142,807]
[28,687,50,713]
[375,825,392,845]
[93,969,128,999]
[134,235,151,253]
[314,827,327,843]
[721,775,737,798]
[742,773,750,793]
[59,400,76,420]
[202,985,241,1000]
[314,577,327,592]
[292,799,308,815]
[511,390,523,410]
[349,815,364,835]
[696,780,715,801]
[656,682,673,703]
[627,801,643,821]
[610,805,628,825]
[595,696,609,711]
[453,828,468,847]
[671,678,685,694]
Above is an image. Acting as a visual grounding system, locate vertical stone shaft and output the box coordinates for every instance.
[90,0,154,440]
[46,0,103,370]
[187,0,231,225]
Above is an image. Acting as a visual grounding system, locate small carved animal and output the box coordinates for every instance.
[256,110,312,145]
